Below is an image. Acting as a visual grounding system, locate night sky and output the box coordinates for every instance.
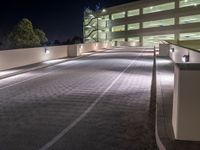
[0,0,138,42]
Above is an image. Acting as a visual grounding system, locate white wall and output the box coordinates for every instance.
[173,66,200,141]
[68,42,113,57]
[159,44,170,57]
[0,45,68,71]
[168,44,200,141]
[0,42,113,71]
[170,45,200,63]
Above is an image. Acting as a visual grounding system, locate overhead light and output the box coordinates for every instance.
[150,6,153,9]
[182,55,190,62]
[194,3,197,6]
[102,9,106,13]
[45,48,50,54]
[86,25,92,28]
[170,48,175,53]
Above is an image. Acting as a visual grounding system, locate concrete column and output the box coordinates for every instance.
[174,0,179,42]
[139,8,143,47]
[68,45,80,57]
[159,44,170,56]
[140,36,143,47]
[172,64,200,141]
[125,11,128,18]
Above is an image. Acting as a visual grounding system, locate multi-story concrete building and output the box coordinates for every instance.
[83,0,200,46]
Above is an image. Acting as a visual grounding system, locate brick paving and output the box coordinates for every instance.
[0,48,157,150]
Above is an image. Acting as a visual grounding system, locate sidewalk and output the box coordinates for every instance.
[156,57,200,150]
[0,50,102,80]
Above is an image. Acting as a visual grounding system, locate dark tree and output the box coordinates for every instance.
[9,18,40,48]
[62,39,72,45]
[71,36,83,44]
[34,28,48,45]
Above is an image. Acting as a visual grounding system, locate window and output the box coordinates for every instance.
[112,38,125,42]
[98,20,107,28]
[179,0,200,8]
[112,12,126,20]
[128,23,140,30]
[143,2,175,14]
[128,9,140,17]
[112,25,125,32]
[179,14,200,24]
[179,32,200,40]
[143,18,175,28]
[104,15,110,20]
[105,28,110,32]
[143,34,175,46]
[128,37,140,42]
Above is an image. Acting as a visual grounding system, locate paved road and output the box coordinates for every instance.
[0,47,157,150]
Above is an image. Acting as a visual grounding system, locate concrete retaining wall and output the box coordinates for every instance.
[68,42,113,57]
[165,43,200,141]
[0,45,68,71]
[173,65,200,141]
[170,45,200,63]
[0,42,113,71]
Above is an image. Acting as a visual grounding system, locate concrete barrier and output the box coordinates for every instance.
[159,44,170,57]
[0,45,68,71]
[173,64,200,141]
[68,42,113,57]
[165,42,200,141]
[169,45,200,63]
[0,42,113,71]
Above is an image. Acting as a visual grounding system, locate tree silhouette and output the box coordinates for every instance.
[8,18,48,48]
[34,28,48,45]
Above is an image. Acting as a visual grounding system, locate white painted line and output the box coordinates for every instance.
[39,54,141,150]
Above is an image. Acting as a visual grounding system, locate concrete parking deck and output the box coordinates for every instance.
[0,47,157,150]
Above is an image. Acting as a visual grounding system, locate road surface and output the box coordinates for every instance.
[0,47,157,150]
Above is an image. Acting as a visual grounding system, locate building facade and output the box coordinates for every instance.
[83,0,200,46]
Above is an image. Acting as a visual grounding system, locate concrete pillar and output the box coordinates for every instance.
[159,44,170,56]
[174,0,179,42]
[172,64,200,141]
[68,45,80,57]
